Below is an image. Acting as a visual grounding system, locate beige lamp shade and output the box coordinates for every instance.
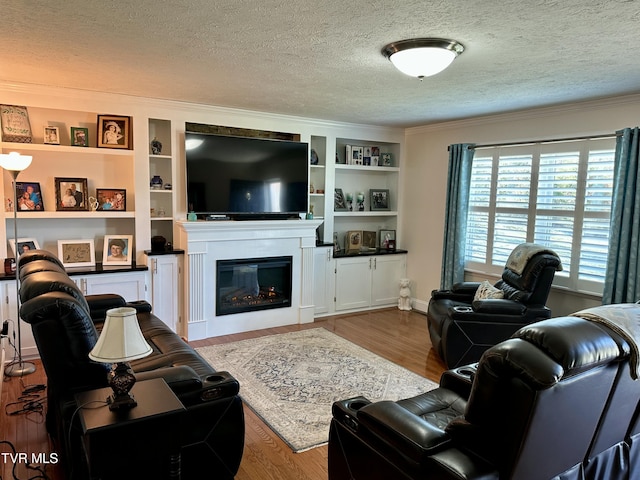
[0,151,33,172]
[89,307,152,363]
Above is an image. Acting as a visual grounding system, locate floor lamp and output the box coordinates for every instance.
[0,151,36,377]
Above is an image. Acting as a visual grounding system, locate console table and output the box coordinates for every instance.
[75,378,185,480]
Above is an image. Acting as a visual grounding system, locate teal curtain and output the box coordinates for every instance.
[440,143,475,290]
[603,127,640,304]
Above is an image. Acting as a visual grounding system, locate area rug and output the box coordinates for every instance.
[196,328,439,452]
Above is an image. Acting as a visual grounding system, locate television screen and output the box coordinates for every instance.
[185,132,309,218]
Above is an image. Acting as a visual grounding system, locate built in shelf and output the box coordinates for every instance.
[5,211,135,219]
[335,165,400,173]
[2,142,132,156]
[333,211,398,217]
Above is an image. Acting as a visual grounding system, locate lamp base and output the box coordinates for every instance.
[4,360,36,377]
[108,392,138,411]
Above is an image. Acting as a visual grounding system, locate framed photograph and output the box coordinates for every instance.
[71,127,89,147]
[346,230,363,252]
[95,188,126,211]
[362,231,377,249]
[334,188,348,211]
[333,232,341,254]
[55,177,88,211]
[103,235,133,266]
[97,115,131,149]
[381,152,393,166]
[0,104,32,143]
[57,239,95,268]
[9,238,40,258]
[380,229,396,250]
[15,182,44,211]
[44,126,60,145]
[370,189,390,211]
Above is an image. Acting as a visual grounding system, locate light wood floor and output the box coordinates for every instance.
[1,308,446,480]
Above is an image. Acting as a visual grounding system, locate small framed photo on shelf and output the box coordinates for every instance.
[381,152,393,166]
[334,188,348,211]
[44,126,60,145]
[55,177,89,211]
[370,189,390,211]
[71,127,89,147]
[95,188,126,211]
[58,239,95,268]
[362,231,377,249]
[103,234,133,266]
[15,182,44,211]
[346,230,363,252]
[97,114,131,149]
[380,229,396,250]
[9,238,40,258]
[0,104,32,143]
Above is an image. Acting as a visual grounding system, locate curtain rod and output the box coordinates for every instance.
[465,132,619,150]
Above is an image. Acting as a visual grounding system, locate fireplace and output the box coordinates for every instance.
[216,256,293,316]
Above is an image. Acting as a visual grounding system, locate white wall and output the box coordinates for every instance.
[402,94,640,315]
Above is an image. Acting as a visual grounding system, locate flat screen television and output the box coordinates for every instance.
[185,132,309,219]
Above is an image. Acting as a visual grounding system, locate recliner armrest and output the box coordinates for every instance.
[86,294,126,321]
[471,298,526,315]
[134,365,202,395]
[431,282,481,302]
[358,400,451,464]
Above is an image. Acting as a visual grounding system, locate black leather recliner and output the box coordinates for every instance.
[427,242,562,368]
[18,250,244,479]
[329,304,640,480]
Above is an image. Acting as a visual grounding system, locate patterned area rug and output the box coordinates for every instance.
[196,328,439,452]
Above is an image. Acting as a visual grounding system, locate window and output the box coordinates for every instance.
[465,139,615,295]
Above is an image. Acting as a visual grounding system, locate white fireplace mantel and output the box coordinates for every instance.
[176,219,322,339]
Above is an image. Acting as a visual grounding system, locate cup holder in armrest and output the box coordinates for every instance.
[332,396,371,432]
[452,306,474,313]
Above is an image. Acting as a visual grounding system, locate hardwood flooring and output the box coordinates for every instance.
[1,308,446,480]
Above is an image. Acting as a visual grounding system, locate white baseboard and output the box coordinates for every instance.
[412,298,429,314]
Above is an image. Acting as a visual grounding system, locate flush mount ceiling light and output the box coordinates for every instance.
[382,38,465,79]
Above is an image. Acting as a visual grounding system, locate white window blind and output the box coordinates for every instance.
[464,139,615,295]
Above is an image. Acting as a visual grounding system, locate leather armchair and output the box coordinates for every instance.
[329,304,640,480]
[18,250,244,480]
[427,242,562,368]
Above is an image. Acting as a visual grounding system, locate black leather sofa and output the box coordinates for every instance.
[329,303,640,480]
[18,250,244,479]
[427,243,562,368]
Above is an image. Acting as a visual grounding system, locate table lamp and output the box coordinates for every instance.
[89,307,152,411]
[0,151,36,377]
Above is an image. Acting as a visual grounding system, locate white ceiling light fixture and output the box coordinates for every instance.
[382,38,465,79]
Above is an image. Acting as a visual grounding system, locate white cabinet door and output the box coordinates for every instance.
[312,247,334,315]
[81,271,149,303]
[371,255,406,307]
[335,256,372,311]
[149,255,180,333]
[1,280,38,359]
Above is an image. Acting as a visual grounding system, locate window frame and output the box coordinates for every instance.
[464,138,615,296]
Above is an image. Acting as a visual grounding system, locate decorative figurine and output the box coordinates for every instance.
[150,175,163,189]
[356,192,365,211]
[398,278,412,311]
[150,137,163,154]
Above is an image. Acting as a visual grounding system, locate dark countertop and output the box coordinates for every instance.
[1,262,148,280]
[333,248,407,258]
[144,249,185,256]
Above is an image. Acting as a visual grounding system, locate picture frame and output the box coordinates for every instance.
[334,188,348,211]
[71,127,89,147]
[362,231,377,249]
[103,234,133,266]
[380,229,396,250]
[0,104,32,143]
[15,182,44,211]
[95,188,126,211]
[55,177,89,211]
[346,230,363,252]
[369,188,390,211]
[44,126,60,145]
[97,114,131,149]
[9,238,40,258]
[381,152,393,166]
[57,239,95,268]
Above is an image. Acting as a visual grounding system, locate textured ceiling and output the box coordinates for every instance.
[2,0,640,127]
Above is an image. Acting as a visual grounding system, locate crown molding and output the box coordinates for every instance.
[0,80,403,136]
[405,93,640,136]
